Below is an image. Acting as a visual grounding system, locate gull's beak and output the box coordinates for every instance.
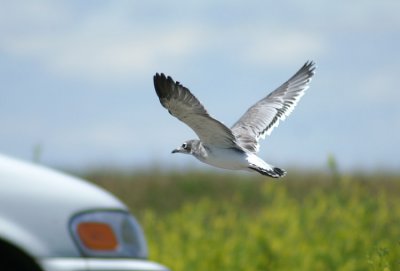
[171,148,180,154]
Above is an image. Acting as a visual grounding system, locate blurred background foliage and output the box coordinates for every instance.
[83,166,400,271]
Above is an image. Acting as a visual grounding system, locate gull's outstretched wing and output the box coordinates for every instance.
[231,61,316,153]
[154,73,237,148]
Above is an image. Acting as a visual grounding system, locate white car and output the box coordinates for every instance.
[0,154,170,271]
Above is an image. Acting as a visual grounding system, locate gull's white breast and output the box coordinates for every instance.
[196,147,249,170]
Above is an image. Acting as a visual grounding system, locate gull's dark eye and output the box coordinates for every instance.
[182,143,188,149]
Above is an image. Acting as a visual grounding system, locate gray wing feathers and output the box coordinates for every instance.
[231,61,316,153]
[154,73,237,147]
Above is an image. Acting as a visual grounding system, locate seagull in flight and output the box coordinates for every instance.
[153,61,316,178]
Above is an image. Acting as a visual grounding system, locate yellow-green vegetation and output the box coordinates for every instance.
[86,170,400,271]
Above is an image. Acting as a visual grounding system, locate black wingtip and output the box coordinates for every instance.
[153,72,167,88]
[153,72,176,100]
[153,72,186,98]
[304,60,317,75]
[292,61,316,81]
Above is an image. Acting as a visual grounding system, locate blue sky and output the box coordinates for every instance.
[1,1,399,172]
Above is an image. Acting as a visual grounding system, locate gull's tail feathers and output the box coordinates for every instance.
[248,164,286,178]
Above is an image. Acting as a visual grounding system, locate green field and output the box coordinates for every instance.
[85,170,400,271]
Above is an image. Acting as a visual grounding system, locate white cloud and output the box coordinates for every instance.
[0,1,69,28]
[239,29,325,67]
[0,2,211,82]
[2,0,399,82]
[2,24,207,82]
[0,1,330,83]
[359,68,400,107]
[47,27,206,81]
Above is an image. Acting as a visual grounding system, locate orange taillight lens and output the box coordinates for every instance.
[77,222,118,250]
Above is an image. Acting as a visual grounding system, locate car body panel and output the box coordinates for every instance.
[0,154,169,270]
[41,258,169,271]
[0,154,126,258]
